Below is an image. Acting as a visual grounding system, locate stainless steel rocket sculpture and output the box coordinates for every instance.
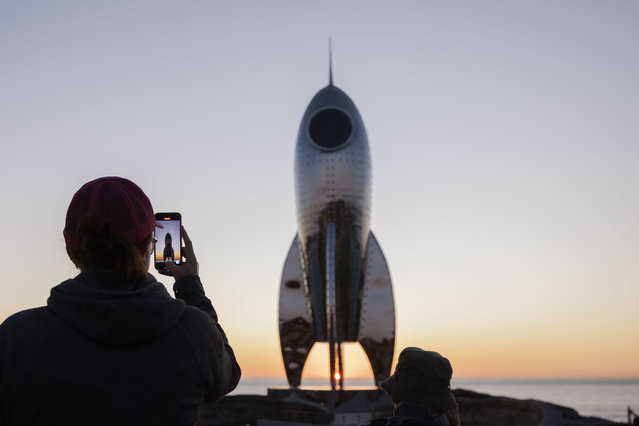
[279,61,395,390]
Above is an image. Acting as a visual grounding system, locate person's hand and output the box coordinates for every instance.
[159,226,199,280]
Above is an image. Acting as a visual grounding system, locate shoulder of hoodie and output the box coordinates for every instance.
[0,306,61,354]
[0,306,58,333]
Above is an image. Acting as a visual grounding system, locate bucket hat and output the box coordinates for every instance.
[380,347,457,411]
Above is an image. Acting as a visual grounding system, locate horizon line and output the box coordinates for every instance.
[239,375,639,381]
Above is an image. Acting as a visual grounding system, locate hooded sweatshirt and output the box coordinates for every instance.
[364,403,450,426]
[0,270,240,426]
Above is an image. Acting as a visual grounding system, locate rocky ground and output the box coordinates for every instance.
[197,388,625,426]
[453,389,624,426]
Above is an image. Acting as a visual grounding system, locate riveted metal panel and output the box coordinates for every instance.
[280,82,395,388]
[294,86,372,344]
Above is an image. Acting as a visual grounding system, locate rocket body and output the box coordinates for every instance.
[279,83,395,389]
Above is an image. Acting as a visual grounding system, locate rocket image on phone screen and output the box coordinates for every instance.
[163,233,175,262]
[154,214,181,269]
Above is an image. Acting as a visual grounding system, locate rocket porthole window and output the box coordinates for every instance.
[285,281,301,289]
[309,108,353,150]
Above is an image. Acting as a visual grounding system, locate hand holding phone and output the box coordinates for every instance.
[164,226,199,280]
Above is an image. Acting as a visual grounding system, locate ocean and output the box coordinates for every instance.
[230,378,639,423]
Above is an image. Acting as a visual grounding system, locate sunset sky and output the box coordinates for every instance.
[1,1,638,384]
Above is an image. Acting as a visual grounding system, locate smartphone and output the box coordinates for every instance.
[154,212,182,271]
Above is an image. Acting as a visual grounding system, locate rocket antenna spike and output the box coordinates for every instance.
[329,38,333,86]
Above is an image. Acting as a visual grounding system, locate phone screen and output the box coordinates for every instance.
[154,212,182,270]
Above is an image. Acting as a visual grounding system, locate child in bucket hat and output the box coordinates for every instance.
[364,347,460,426]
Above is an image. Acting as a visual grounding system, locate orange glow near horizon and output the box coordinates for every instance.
[228,312,639,381]
[233,335,639,380]
[301,343,376,381]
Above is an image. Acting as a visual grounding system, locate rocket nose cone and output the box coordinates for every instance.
[309,108,353,150]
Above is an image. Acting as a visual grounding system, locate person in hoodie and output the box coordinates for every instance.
[364,348,460,426]
[0,176,241,426]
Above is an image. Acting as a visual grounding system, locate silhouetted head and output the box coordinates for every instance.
[63,176,160,278]
[380,348,457,412]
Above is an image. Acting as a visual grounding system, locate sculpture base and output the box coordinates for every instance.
[256,387,393,425]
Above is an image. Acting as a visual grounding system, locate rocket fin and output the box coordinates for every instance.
[279,234,315,387]
[358,231,395,384]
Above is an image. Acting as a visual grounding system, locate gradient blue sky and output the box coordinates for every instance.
[1,1,638,381]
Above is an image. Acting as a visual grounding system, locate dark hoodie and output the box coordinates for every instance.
[364,403,450,426]
[0,270,240,426]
